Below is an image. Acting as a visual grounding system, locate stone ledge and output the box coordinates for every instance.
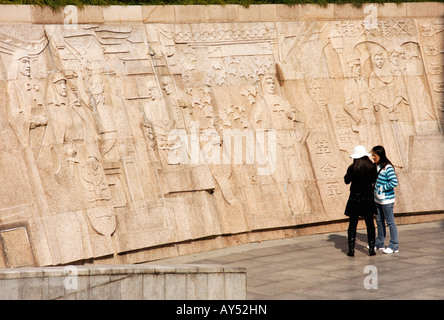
[31,5,64,24]
[299,3,335,20]
[0,5,32,23]
[0,263,245,280]
[0,264,246,300]
[332,3,410,20]
[1,3,442,24]
[174,5,206,24]
[103,5,143,23]
[143,5,175,23]
[406,2,444,18]
[205,4,238,23]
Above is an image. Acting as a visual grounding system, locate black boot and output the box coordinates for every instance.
[367,220,376,256]
[347,218,357,257]
[368,240,376,256]
[368,246,376,256]
[347,237,355,257]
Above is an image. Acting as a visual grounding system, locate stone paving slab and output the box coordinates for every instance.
[150,220,444,300]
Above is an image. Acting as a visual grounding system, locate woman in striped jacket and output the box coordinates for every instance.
[371,145,399,254]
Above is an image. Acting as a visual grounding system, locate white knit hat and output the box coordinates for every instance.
[350,145,371,159]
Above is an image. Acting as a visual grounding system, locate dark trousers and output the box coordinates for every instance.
[348,214,376,245]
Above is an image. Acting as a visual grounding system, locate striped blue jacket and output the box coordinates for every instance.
[374,164,398,204]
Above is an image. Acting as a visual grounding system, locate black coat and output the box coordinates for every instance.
[344,164,377,217]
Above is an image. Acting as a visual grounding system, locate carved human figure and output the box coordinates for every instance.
[368,53,405,169]
[143,80,170,123]
[46,71,115,236]
[142,79,175,167]
[368,53,392,111]
[6,50,47,152]
[46,72,108,196]
[398,45,438,133]
[75,64,119,160]
[46,72,103,179]
[387,50,411,122]
[344,58,381,149]
[160,75,192,132]
[251,75,310,214]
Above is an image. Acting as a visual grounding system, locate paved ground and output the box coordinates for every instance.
[152,220,444,299]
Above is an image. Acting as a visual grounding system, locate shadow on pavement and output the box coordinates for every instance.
[327,232,372,255]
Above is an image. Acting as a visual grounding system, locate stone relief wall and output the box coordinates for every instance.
[0,4,443,267]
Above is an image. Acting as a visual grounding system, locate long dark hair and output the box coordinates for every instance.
[353,156,374,174]
[371,145,393,169]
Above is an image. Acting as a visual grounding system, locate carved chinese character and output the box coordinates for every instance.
[320,163,337,178]
[314,139,331,154]
[326,181,342,196]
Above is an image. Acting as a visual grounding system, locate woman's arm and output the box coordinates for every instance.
[382,165,398,191]
[344,165,353,185]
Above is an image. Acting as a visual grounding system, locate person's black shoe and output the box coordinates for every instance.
[347,237,355,257]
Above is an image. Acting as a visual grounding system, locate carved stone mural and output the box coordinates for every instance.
[0,4,443,266]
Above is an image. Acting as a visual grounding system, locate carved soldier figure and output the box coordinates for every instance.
[46,72,115,236]
[6,50,47,153]
[46,72,103,180]
[387,50,411,122]
[368,52,405,169]
[344,58,380,149]
[82,68,118,159]
[251,75,309,215]
[142,79,175,167]
[160,75,197,166]
[399,45,438,134]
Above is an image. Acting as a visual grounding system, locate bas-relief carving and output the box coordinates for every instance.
[169,23,315,227]
[251,75,310,216]
[417,19,444,131]
[307,19,442,171]
[344,58,381,150]
[6,50,48,153]
[0,16,443,266]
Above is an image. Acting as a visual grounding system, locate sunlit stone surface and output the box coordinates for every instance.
[0,3,443,266]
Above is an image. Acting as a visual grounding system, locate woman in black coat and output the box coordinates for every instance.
[344,145,378,257]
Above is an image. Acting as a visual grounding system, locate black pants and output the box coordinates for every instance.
[348,214,376,244]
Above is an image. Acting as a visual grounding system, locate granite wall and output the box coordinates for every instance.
[0,3,443,267]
